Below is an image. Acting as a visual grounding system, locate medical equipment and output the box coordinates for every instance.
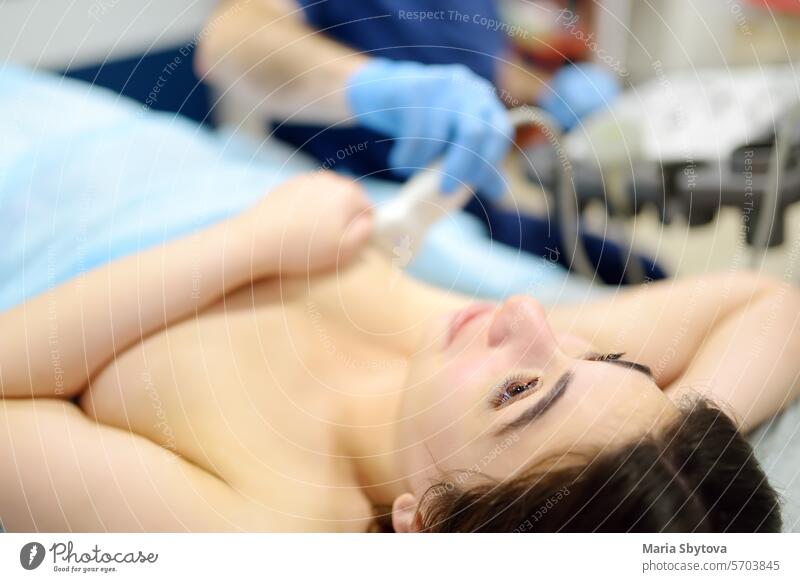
[375,66,800,280]
[371,161,473,259]
[557,66,800,258]
[371,105,597,279]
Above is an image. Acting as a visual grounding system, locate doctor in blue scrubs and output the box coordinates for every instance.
[199,0,617,201]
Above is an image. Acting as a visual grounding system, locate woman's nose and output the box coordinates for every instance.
[487,295,559,360]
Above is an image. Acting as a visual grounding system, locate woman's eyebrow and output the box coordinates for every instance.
[494,371,573,437]
[583,352,654,380]
[602,358,654,380]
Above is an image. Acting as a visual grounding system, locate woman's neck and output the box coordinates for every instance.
[310,249,475,505]
[332,365,412,507]
[305,249,472,354]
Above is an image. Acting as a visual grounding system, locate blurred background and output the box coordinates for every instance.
[3,0,800,278]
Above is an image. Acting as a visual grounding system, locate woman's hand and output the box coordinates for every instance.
[234,172,374,278]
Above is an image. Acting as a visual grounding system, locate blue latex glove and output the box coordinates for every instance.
[347,58,513,199]
[539,63,621,131]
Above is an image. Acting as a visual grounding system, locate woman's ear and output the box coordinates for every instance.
[391,493,421,533]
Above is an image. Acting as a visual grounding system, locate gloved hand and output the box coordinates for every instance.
[538,63,621,131]
[347,58,513,199]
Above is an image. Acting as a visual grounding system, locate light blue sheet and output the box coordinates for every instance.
[1,66,797,531]
[0,65,596,310]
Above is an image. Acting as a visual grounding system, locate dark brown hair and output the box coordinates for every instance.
[375,398,782,532]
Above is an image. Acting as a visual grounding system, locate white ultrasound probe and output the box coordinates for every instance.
[371,107,565,263]
[370,161,472,258]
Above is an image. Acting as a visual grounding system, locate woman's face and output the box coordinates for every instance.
[395,296,679,494]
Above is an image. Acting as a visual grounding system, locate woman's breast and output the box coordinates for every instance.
[79,281,336,482]
[78,251,415,489]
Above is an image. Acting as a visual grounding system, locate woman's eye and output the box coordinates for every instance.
[493,378,538,408]
[507,383,528,397]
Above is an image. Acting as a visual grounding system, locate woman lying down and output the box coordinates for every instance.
[1,172,799,533]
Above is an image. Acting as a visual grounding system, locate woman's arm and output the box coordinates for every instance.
[666,282,800,432]
[0,173,372,400]
[0,399,248,532]
[549,272,800,432]
[0,217,253,400]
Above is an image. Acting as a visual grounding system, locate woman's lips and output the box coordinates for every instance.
[445,303,494,348]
